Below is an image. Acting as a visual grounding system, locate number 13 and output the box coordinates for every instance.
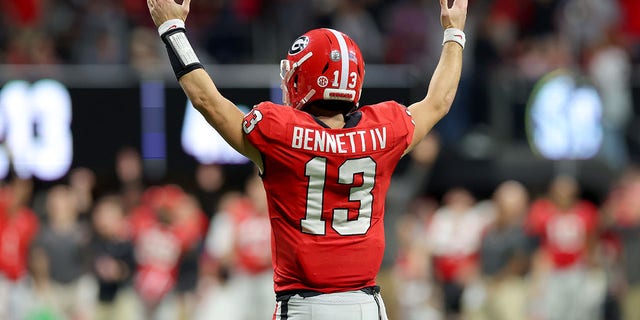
[301,157,376,236]
[331,71,358,89]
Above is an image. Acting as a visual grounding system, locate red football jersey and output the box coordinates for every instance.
[243,101,414,293]
[0,207,39,281]
[228,198,272,274]
[526,199,598,269]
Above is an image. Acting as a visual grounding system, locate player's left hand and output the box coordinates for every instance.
[147,0,191,27]
[440,0,467,31]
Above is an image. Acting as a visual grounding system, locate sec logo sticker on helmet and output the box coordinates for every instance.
[317,76,329,88]
[289,36,310,55]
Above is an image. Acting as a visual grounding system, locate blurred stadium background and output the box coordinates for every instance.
[0,0,639,319]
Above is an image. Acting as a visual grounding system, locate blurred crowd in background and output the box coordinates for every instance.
[1,0,640,66]
[0,136,640,320]
[1,0,640,320]
[2,0,640,157]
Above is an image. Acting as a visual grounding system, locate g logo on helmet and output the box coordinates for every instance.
[289,36,309,55]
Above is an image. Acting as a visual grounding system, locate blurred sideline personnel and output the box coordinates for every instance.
[146,0,467,318]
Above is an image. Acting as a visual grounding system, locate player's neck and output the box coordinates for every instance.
[315,114,346,129]
[304,104,346,129]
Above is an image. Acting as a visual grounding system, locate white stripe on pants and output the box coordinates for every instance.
[273,289,388,320]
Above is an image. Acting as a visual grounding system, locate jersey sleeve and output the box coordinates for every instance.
[399,103,416,147]
[242,102,282,153]
[400,105,416,146]
[368,101,416,150]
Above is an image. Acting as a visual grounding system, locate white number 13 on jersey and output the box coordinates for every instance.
[301,157,376,236]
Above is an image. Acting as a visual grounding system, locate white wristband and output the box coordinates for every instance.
[442,28,466,49]
[158,19,185,36]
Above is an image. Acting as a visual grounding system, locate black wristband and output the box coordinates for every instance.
[161,28,204,80]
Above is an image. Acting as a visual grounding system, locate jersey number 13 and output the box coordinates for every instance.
[301,156,376,236]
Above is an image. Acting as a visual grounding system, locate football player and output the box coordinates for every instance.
[146,0,467,318]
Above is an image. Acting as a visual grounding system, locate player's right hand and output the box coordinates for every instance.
[147,0,191,27]
[439,0,467,31]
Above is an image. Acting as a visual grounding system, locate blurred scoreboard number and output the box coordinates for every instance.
[526,70,603,160]
[0,79,73,180]
[0,78,248,182]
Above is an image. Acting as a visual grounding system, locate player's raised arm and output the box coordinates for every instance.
[147,0,262,168]
[405,0,468,155]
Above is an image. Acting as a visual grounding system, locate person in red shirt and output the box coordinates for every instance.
[129,185,207,319]
[526,175,605,320]
[527,175,599,269]
[0,177,40,319]
[196,174,274,320]
[426,187,490,317]
[0,178,39,319]
[146,0,467,318]
[0,179,39,283]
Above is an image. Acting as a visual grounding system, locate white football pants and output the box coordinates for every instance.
[273,287,388,320]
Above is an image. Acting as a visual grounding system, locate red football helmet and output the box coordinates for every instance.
[280,28,365,110]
